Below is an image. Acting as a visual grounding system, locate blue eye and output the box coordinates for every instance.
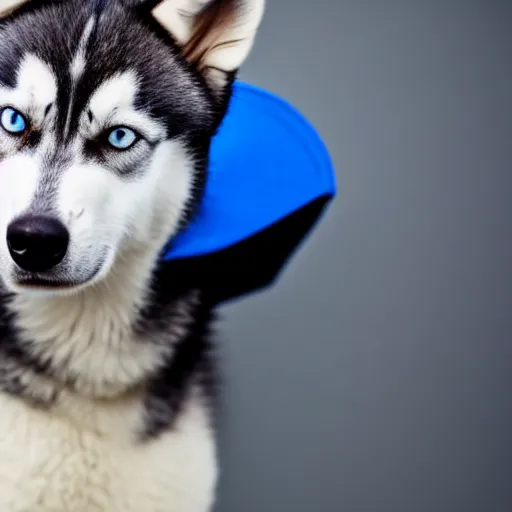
[107,127,137,150]
[1,107,26,134]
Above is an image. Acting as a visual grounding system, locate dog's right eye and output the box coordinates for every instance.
[107,127,138,150]
[0,107,26,135]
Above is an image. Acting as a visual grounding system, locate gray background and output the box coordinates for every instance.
[216,2,512,512]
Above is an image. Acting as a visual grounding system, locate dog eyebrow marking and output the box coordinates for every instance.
[63,16,96,139]
[44,103,52,118]
[10,54,58,117]
[84,72,165,141]
[87,109,94,123]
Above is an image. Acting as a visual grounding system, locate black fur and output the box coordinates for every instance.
[0,277,217,438]
[0,0,227,436]
[0,0,224,212]
[0,0,327,447]
[142,289,218,439]
[0,290,60,406]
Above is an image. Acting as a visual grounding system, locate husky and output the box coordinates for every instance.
[0,0,264,510]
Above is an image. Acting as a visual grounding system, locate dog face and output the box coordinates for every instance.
[0,0,264,294]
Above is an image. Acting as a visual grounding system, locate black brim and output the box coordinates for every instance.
[162,82,336,303]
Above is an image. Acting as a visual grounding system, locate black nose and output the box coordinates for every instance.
[7,216,69,272]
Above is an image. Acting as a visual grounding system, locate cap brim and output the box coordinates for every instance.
[161,82,336,302]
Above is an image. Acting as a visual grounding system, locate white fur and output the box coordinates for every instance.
[0,0,26,17]
[0,390,217,511]
[0,64,192,291]
[0,54,58,243]
[0,153,40,227]
[53,135,192,288]
[70,16,95,79]
[84,72,166,141]
[65,17,96,136]
[0,60,196,394]
[10,255,198,399]
[0,53,58,124]
[0,54,57,261]
[0,1,266,509]
[0,52,212,511]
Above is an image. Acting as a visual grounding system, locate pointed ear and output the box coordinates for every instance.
[0,0,29,17]
[151,0,265,90]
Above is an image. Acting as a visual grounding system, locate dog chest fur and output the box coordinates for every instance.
[0,390,217,511]
[0,1,265,510]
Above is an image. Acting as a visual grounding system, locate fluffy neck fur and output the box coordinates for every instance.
[0,235,208,416]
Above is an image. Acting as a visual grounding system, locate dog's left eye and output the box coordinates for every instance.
[1,107,26,134]
[107,127,137,150]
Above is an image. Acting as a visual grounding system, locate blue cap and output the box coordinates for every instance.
[161,82,336,302]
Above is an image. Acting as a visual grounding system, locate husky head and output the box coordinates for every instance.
[0,0,264,294]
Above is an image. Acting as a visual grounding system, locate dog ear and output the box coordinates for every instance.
[0,0,29,17]
[150,0,265,90]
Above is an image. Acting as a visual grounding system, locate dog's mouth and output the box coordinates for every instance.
[15,277,87,289]
[11,263,105,293]
[5,245,116,295]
